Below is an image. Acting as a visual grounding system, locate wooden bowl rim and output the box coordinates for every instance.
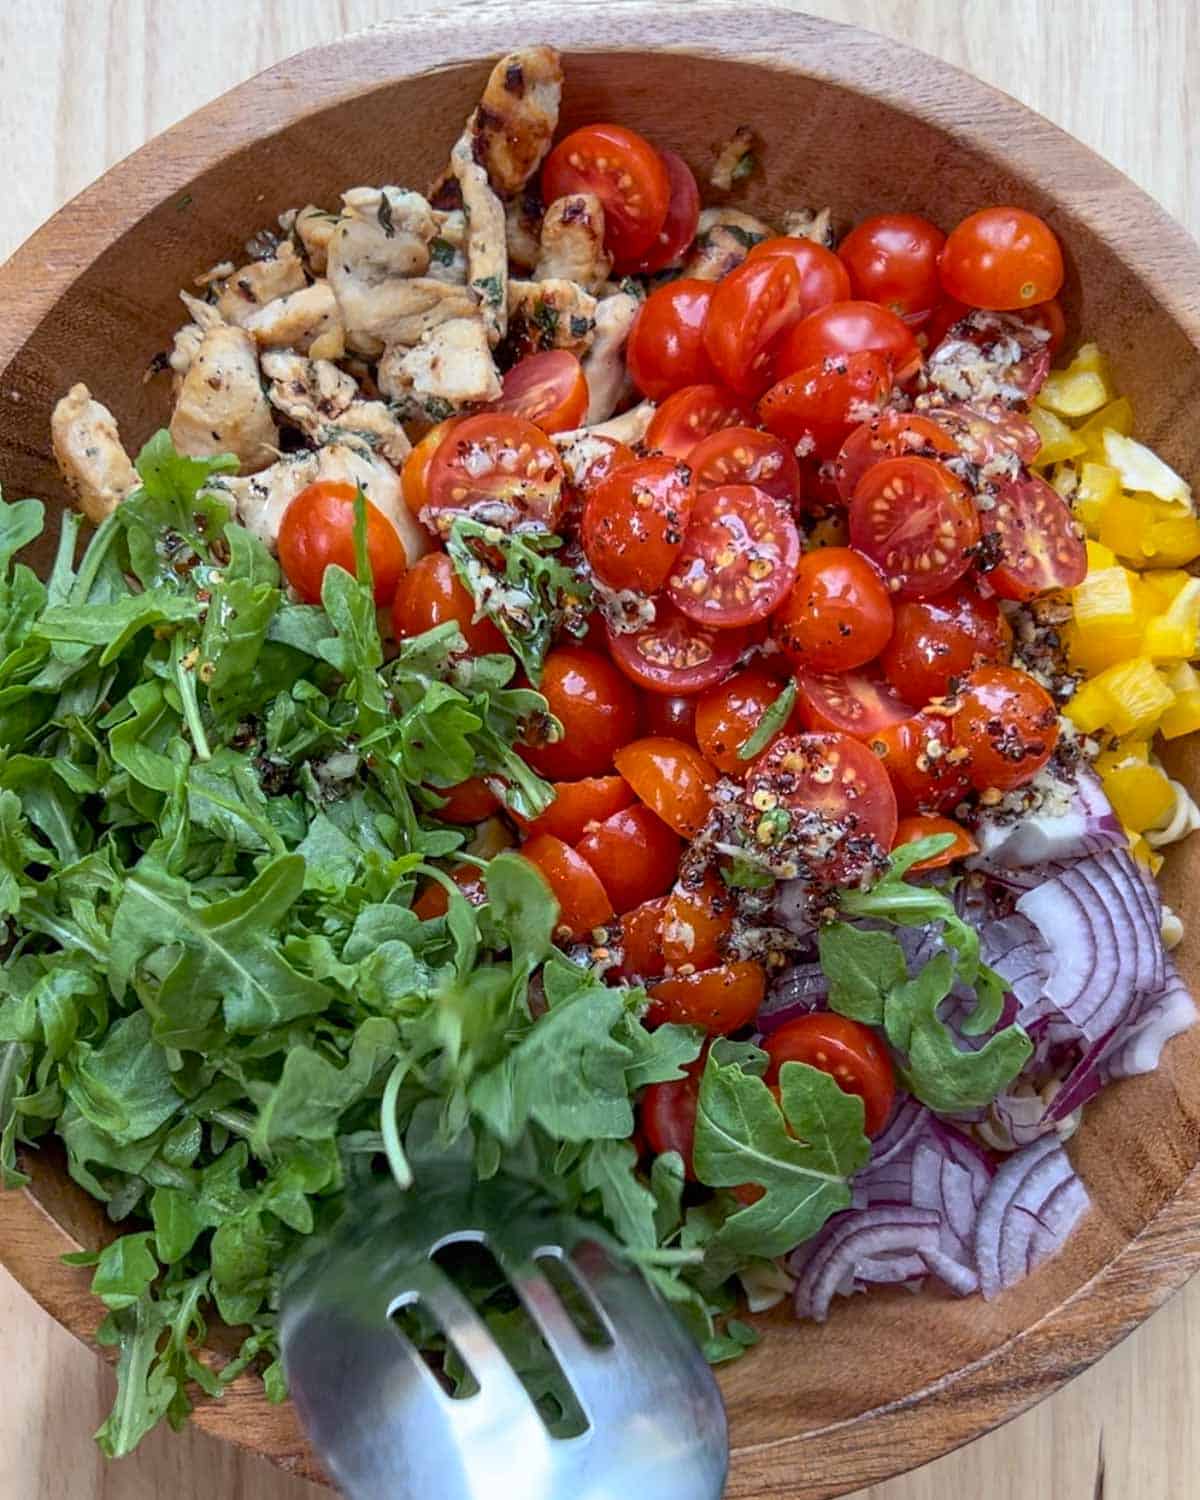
[2,5,1200,1495]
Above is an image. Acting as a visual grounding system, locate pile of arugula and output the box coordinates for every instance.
[0,435,1030,1456]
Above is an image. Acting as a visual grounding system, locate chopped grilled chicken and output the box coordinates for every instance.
[558,399,657,448]
[428,210,469,285]
[168,291,224,384]
[683,207,775,280]
[168,324,277,473]
[506,279,597,359]
[505,195,544,273]
[50,384,139,524]
[450,134,508,345]
[581,289,640,423]
[444,46,564,200]
[206,242,307,327]
[327,186,439,351]
[710,126,758,191]
[353,280,481,353]
[534,194,612,293]
[262,351,410,466]
[380,316,501,411]
[285,204,338,273]
[780,206,835,248]
[244,281,344,356]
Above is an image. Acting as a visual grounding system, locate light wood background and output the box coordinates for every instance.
[1,2,1197,1497]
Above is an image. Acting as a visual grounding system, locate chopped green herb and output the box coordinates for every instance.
[738,677,797,760]
[429,236,456,266]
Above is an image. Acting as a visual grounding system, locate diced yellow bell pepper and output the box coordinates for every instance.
[1030,404,1086,467]
[1066,617,1146,675]
[1128,832,1165,874]
[1038,367,1110,420]
[1140,569,1194,610]
[1076,398,1135,460]
[1098,493,1200,568]
[1090,657,1176,735]
[1064,676,1115,733]
[1102,431,1194,509]
[1070,343,1109,378]
[1158,662,1200,739]
[1071,566,1139,631]
[1142,578,1200,662]
[1094,740,1151,777]
[1073,463,1121,538]
[1085,538,1118,571]
[1102,762,1176,832]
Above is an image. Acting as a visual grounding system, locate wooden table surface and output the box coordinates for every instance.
[1,1,1197,1496]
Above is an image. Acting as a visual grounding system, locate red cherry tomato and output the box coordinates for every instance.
[520,646,641,779]
[764,1014,896,1135]
[881,585,1012,703]
[687,426,803,508]
[402,417,466,519]
[581,457,694,593]
[277,480,406,607]
[425,413,564,533]
[747,236,852,314]
[541,124,670,268]
[632,149,702,275]
[926,308,1052,402]
[892,813,978,871]
[434,777,499,824]
[981,473,1087,601]
[922,298,970,351]
[775,300,922,385]
[390,552,506,655]
[746,732,898,878]
[838,213,946,320]
[922,401,1041,469]
[1014,297,1067,355]
[617,895,669,982]
[494,350,588,433]
[849,456,980,600]
[647,962,767,1033]
[640,1062,701,1170]
[955,665,1060,792]
[758,351,892,459]
[695,663,793,776]
[773,547,894,673]
[939,207,1065,311]
[644,384,751,461]
[642,693,698,745]
[667,484,802,629]
[413,864,487,921]
[522,834,615,941]
[607,602,750,695]
[793,668,912,739]
[834,411,959,503]
[575,804,682,914]
[614,736,718,838]
[661,870,734,972]
[626,279,715,400]
[518,775,635,844]
[559,434,637,529]
[869,711,971,814]
[702,254,805,398]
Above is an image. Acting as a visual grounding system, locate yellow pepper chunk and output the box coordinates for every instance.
[1070,461,1120,534]
[1072,565,1139,631]
[1102,762,1176,832]
[1030,404,1086,467]
[1128,832,1165,874]
[1038,367,1110,420]
[1090,657,1176,736]
[1143,578,1200,662]
[1069,343,1109,377]
[1085,538,1117,571]
[1158,662,1200,739]
[1140,569,1195,610]
[1064,677,1114,733]
[1098,493,1200,568]
[1094,740,1151,777]
[1076,399,1134,461]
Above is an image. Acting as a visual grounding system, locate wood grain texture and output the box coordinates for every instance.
[0,2,1198,1497]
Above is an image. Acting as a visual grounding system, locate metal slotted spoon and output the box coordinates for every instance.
[279,1171,730,1500]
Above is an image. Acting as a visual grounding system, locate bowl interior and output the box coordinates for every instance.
[2,28,1200,1499]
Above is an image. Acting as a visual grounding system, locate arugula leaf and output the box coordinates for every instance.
[817,923,906,1024]
[737,677,797,761]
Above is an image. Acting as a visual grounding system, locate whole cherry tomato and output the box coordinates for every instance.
[838,213,946,320]
[774,300,922,384]
[412,864,486,921]
[955,665,1060,792]
[939,206,1065,311]
[278,479,406,606]
[520,647,640,780]
[642,693,698,744]
[774,547,894,673]
[433,777,499,824]
[614,736,718,837]
[391,552,506,655]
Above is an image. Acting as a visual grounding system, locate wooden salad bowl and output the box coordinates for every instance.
[1,4,1199,1496]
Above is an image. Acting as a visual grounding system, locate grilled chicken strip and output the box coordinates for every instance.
[50,384,139,523]
[169,324,277,473]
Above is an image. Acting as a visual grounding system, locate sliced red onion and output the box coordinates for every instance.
[791,1207,944,1321]
[757,960,826,1032]
[1100,958,1196,1081]
[911,1143,978,1263]
[980,914,1047,1014]
[1039,1028,1117,1123]
[970,769,1123,869]
[974,1137,1090,1299]
[928,1119,995,1204]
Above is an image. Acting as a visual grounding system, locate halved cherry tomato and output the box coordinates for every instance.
[522,834,615,941]
[696,663,792,776]
[278,479,406,606]
[758,351,892,459]
[519,646,641,779]
[1014,297,1067,355]
[626,279,716,401]
[773,547,893,673]
[687,426,803,507]
[644,383,750,461]
[614,736,718,837]
[793,668,912,739]
[640,1060,701,1170]
[939,207,1064,311]
[402,417,465,519]
[433,777,499,824]
[869,710,971,814]
[575,804,682,914]
[838,213,946,320]
[702,254,804,398]
[608,603,750,695]
[559,434,637,529]
[955,665,1060,792]
[981,473,1087,601]
[667,484,802,628]
[661,869,734,971]
[617,895,670,982]
[425,413,564,533]
[834,411,959,502]
[642,693,698,744]
[849,456,980,599]
[541,123,670,267]
[632,149,702,275]
[922,401,1041,468]
[494,350,588,433]
[881,585,1012,703]
[775,300,922,385]
[647,962,767,1033]
[923,297,970,351]
[391,552,507,655]
[581,457,694,592]
[748,236,852,314]
[926,308,1051,402]
[413,864,487,922]
[518,775,635,844]
[892,813,978,871]
[746,732,899,878]
[764,1014,896,1135]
